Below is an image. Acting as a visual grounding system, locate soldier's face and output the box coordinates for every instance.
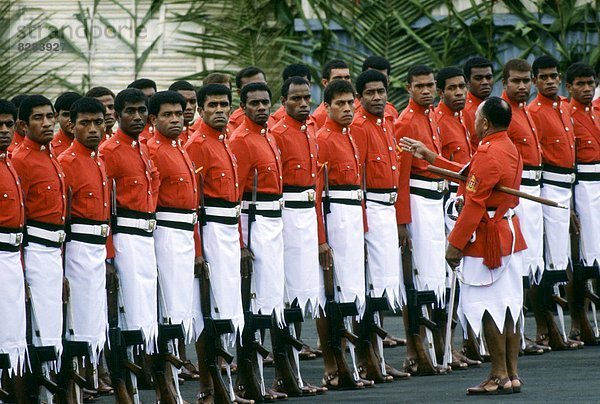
[468,67,494,99]
[407,74,435,107]
[567,76,596,106]
[504,70,532,103]
[95,95,116,130]
[56,109,74,136]
[200,94,231,131]
[322,68,351,87]
[326,92,355,127]
[474,104,487,140]
[24,105,55,145]
[367,68,390,85]
[0,113,15,151]
[150,103,184,140]
[359,80,387,117]
[118,100,148,137]
[238,73,266,96]
[74,112,105,150]
[283,83,311,123]
[533,67,560,99]
[177,89,198,125]
[242,90,271,126]
[439,75,467,112]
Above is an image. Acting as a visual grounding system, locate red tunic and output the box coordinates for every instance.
[569,99,600,163]
[271,105,287,122]
[593,98,600,112]
[99,129,159,213]
[12,137,66,225]
[230,117,283,199]
[50,129,73,157]
[58,140,110,222]
[227,107,246,133]
[502,92,542,167]
[394,99,442,224]
[435,101,472,164]
[528,94,575,169]
[7,132,24,153]
[0,152,25,229]
[434,131,527,266]
[137,123,154,145]
[189,119,202,133]
[463,92,485,150]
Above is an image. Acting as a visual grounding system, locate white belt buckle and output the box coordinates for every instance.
[535,170,542,181]
[12,233,23,246]
[235,205,241,218]
[356,190,363,201]
[389,192,398,204]
[57,230,66,243]
[436,181,445,192]
[570,173,576,183]
[147,219,157,232]
[100,224,109,237]
[191,212,198,225]
[307,190,316,202]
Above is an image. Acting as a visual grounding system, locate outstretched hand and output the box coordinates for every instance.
[399,137,436,163]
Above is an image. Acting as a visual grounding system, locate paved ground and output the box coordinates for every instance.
[95,312,600,403]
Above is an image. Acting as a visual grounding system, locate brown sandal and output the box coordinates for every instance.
[466,376,513,395]
[509,376,523,393]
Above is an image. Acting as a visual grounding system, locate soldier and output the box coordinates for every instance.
[127,79,157,144]
[463,57,494,149]
[528,55,581,350]
[361,55,399,120]
[312,60,352,129]
[185,83,246,403]
[395,65,447,374]
[566,62,600,344]
[271,64,312,122]
[402,96,528,395]
[12,95,67,398]
[85,87,117,142]
[168,80,198,145]
[8,94,29,153]
[0,99,27,403]
[203,73,232,89]
[51,92,82,157]
[58,97,110,399]
[500,59,548,355]
[229,67,273,133]
[99,88,164,401]
[270,76,327,392]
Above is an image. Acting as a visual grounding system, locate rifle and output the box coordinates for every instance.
[322,164,361,389]
[197,172,236,403]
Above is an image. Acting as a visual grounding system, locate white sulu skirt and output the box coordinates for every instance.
[514,184,545,283]
[112,233,158,353]
[0,251,27,376]
[364,201,403,308]
[574,180,600,266]
[154,225,195,344]
[282,206,325,317]
[64,240,108,366]
[540,184,572,271]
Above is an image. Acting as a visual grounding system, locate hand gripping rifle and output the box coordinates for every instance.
[322,164,361,389]
[197,172,236,403]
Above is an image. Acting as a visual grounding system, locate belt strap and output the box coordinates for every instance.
[409,178,446,192]
[282,189,316,202]
[326,189,363,201]
[155,211,198,225]
[204,206,241,218]
[542,171,576,184]
[116,217,157,232]
[522,169,542,181]
[70,223,110,237]
[27,226,66,243]
[365,191,397,204]
[0,232,23,246]
[577,163,600,173]
[240,200,283,211]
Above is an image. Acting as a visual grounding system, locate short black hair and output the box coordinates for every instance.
[198,84,232,108]
[362,56,391,75]
[355,70,387,96]
[85,86,115,99]
[283,64,312,82]
[532,55,559,77]
[235,66,266,90]
[322,59,349,81]
[54,92,82,114]
[70,97,106,124]
[127,78,157,92]
[566,62,596,85]
[148,91,187,116]
[10,94,29,109]
[481,96,511,129]
[114,88,147,115]
[323,80,355,105]
[464,56,494,80]
[0,99,18,120]
[18,95,54,124]
[502,59,531,82]
[281,77,310,99]
[168,80,196,92]
[240,82,271,105]
[407,64,434,84]
[436,67,465,91]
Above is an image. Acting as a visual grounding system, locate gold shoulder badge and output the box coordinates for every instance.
[466,174,479,192]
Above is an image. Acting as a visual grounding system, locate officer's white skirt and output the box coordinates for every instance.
[64,240,107,366]
[0,251,27,375]
[407,194,447,305]
[514,184,544,283]
[241,213,285,326]
[282,207,325,317]
[194,221,244,346]
[541,184,572,271]
[458,252,524,338]
[24,243,63,368]
[326,203,366,316]
[364,201,403,308]
[113,233,158,353]
[154,226,195,343]
[575,180,600,266]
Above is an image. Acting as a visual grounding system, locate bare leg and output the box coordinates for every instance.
[482,311,507,379]
[316,316,337,376]
[505,310,520,378]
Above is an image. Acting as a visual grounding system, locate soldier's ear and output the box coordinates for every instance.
[149,115,157,126]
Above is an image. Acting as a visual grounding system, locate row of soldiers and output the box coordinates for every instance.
[0,53,598,403]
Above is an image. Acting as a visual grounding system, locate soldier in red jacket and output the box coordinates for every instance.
[51,92,82,157]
